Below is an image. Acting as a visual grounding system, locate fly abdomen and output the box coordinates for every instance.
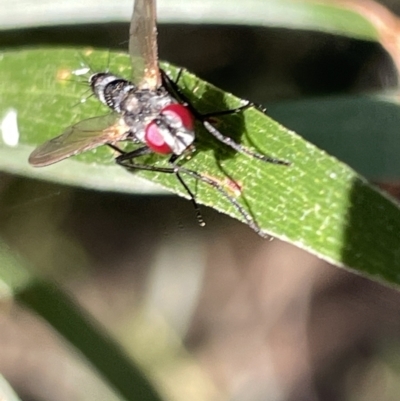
[90,73,136,113]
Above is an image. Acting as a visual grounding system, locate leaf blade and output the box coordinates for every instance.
[2,48,400,287]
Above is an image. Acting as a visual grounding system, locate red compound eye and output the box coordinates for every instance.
[162,104,194,130]
[144,121,172,154]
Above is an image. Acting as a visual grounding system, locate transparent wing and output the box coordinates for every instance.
[129,0,161,89]
[29,114,127,167]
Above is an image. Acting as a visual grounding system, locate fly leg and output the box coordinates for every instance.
[108,144,152,160]
[162,69,255,116]
[168,154,204,226]
[116,152,266,237]
[114,147,205,226]
[168,154,265,236]
[160,69,289,166]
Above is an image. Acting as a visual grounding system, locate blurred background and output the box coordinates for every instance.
[2,1,400,401]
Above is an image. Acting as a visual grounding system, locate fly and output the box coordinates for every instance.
[28,0,289,236]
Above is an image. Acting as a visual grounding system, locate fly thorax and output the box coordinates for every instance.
[121,90,176,143]
[148,91,175,111]
[123,90,173,116]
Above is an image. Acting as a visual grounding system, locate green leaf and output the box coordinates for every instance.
[267,94,400,181]
[2,48,400,287]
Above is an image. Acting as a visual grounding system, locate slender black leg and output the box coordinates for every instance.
[200,102,252,118]
[116,155,265,237]
[160,69,289,166]
[175,166,265,236]
[174,68,184,86]
[161,69,249,118]
[112,144,204,225]
[111,144,153,160]
[168,154,205,226]
[161,69,185,105]
[202,120,289,165]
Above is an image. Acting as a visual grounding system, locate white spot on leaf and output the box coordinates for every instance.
[1,108,19,147]
[72,67,90,76]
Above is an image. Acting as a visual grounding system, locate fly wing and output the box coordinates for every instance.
[29,114,128,167]
[129,0,161,90]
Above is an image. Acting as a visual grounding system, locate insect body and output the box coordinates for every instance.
[89,72,195,156]
[29,0,289,236]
